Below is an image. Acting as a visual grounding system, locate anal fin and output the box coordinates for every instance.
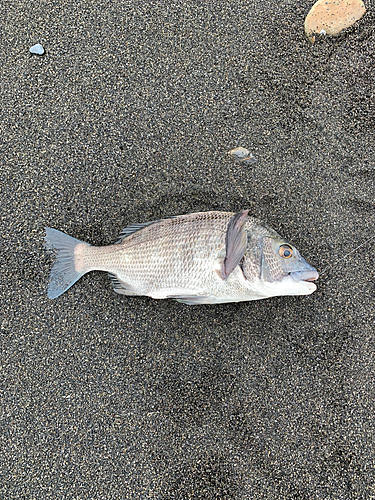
[108,273,137,296]
[168,295,215,305]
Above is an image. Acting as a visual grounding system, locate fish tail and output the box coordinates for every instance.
[45,228,90,299]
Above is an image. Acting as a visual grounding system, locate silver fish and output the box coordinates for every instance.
[45,210,318,304]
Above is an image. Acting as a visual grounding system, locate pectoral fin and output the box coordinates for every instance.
[222,210,249,279]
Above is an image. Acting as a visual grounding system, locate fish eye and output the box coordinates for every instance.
[278,244,293,259]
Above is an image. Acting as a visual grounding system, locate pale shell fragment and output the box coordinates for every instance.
[228,147,256,164]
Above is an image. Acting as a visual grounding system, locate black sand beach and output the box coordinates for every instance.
[1,1,374,498]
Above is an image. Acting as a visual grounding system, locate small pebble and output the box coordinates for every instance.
[29,43,45,55]
[305,0,366,40]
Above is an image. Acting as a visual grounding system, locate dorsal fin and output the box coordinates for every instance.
[222,210,249,279]
[116,220,158,243]
[116,215,181,243]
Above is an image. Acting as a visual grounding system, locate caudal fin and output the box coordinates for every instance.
[45,228,89,299]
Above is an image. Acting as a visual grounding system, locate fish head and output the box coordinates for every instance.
[242,228,318,297]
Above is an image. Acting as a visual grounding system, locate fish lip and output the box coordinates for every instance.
[289,270,319,283]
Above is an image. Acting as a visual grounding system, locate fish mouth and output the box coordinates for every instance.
[290,270,319,283]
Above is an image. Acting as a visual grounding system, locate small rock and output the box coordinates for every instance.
[29,43,45,55]
[305,0,366,40]
[228,147,256,165]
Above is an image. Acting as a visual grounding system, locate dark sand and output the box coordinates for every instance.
[1,1,374,498]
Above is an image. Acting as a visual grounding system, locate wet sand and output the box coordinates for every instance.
[1,1,374,498]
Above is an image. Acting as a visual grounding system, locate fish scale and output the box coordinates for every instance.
[108,212,236,295]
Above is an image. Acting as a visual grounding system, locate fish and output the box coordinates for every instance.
[45,210,318,305]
